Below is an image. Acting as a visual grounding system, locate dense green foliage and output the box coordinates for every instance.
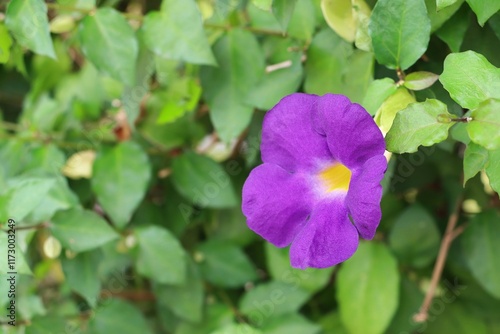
[0,0,499,333]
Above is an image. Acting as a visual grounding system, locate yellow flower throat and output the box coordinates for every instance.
[318,163,352,192]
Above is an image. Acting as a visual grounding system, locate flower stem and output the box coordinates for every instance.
[413,196,464,323]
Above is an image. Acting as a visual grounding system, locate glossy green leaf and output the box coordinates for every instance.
[248,54,303,110]
[404,71,439,91]
[425,302,488,334]
[362,78,398,116]
[0,232,32,275]
[153,260,203,323]
[467,99,500,150]
[486,149,500,194]
[369,0,431,70]
[239,281,310,321]
[92,141,151,228]
[5,0,55,58]
[272,0,298,30]
[388,204,440,268]
[440,51,500,110]
[287,0,316,40]
[171,151,238,208]
[425,0,465,32]
[141,0,215,65]
[25,316,68,334]
[197,240,257,288]
[463,142,489,185]
[436,5,470,52]
[374,87,416,134]
[0,177,55,222]
[79,8,138,85]
[386,99,453,153]
[437,0,460,10]
[321,0,371,43]
[337,242,399,334]
[136,225,186,284]
[265,243,333,294]
[461,210,500,298]
[200,29,265,142]
[50,208,119,252]
[304,28,352,95]
[61,249,102,307]
[0,24,12,63]
[261,314,321,334]
[466,0,500,26]
[340,49,374,103]
[89,299,153,334]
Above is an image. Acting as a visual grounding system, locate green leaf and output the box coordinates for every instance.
[79,8,138,85]
[92,141,151,228]
[369,0,431,70]
[388,204,440,268]
[340,49,374,103]
[171,151,238,208]
[437,0,460,10]
[440,51,500,110]
[61,249,102,307]
[466,0,500,26]
[200,29,265,142]
[404,71,439,91]
[136,225,186,284]
[50,208,119,253]
[425,0,465,32]
[386,278,424,334]
[0,177,55,222]
[25,316,68,334]
[362,78,398,116]
[287,0,316,40]
[5,0,55,58]
[248,53,303,110]
[321,0,371,43]
[337,242,399,334]
[463,142,489,185]
[141,0,216,65]
[461,210,500,298]
[272,0,298,30]
[265,243,333,294]
[239,281,310,321]
[386,99,453,153]
[374,87,416,135]
[486,148,500,194]
[467,99,500,150]
[436,5,470,52]
[211,324,263,334]
[0,24,13,63]
[425,302,489,334]
[154,261,203,323]
[89,299,153,334]
[304,28,352,95]
[197,240,257,288]
[0,232,32,275]
[261,314,321,334]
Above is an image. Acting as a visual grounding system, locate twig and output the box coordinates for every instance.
[2,222,49,232]
[413,197,463,323]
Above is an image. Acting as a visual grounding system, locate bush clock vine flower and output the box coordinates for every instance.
[242,93,387,269]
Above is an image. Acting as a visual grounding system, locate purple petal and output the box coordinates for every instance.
[289,198,359,269]
[242,163,312,247]
[313,94,385,169]
[346,155,387,240]
[261,94,331,173]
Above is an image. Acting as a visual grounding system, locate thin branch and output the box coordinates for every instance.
[2,222,49,232]
[413,197,463,323]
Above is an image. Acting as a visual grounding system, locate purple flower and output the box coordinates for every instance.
[242,93,387,269]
